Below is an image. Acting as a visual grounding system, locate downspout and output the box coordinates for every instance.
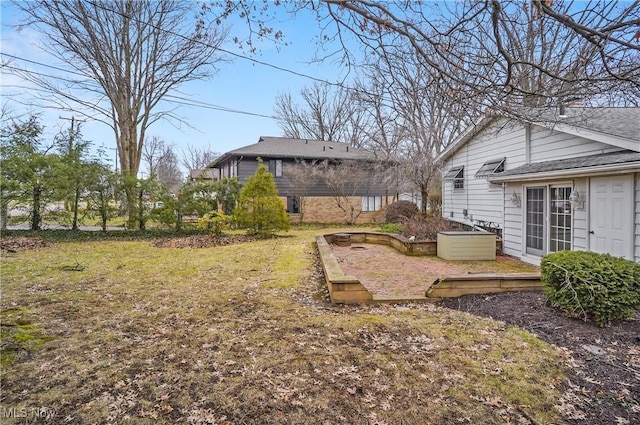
[525,124,531,164]
[502,181,506,240]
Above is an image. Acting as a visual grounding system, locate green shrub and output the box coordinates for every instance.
[384,200,419,223]
[198,211,230,236]
[541,251,640,327]
[233,159,290,237]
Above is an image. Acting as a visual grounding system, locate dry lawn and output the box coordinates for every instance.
[1,229,570,424]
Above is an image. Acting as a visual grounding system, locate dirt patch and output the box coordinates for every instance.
[329,241,639,424]
[151,234,258,248]
[440,292,640,425]
[0,237,51,252]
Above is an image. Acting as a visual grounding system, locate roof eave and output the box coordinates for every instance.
[538,122,640,152]
[436,116,499,162]
[489,162,640,182]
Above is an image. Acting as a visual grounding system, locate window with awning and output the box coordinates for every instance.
[474,157,505,178]
[444,166,464,189]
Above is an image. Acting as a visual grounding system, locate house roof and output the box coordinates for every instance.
[211,136,375,166]
[436,107,640,162]
[190,169,216,180]
[489,150,640,182]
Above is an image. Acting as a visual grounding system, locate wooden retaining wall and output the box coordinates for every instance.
[426,273,543,299]
[318,232,539,305]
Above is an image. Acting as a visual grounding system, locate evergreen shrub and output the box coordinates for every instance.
[541,251,640,327]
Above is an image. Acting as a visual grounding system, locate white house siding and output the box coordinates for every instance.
[571,178,589,252]
[529,125,624,162]
[442,121,527,229]
[502,182,523,258]
[635,172,640,263]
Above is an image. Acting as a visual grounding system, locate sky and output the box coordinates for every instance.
[0,1,354,171]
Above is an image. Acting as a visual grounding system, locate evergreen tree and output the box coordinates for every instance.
[0,116,61,230]
[234,160,290,237]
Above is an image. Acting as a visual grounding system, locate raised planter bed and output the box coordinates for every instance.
[437,231,496,261]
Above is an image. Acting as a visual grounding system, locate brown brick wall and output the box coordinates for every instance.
[283,196,393,224]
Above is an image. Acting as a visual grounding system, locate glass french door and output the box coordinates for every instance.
[525,187,546,256]
[525,186,572,257]
[549,187,572,252]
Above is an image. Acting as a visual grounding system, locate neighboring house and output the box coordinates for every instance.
[436,107,640,264]
[209,136,395,223]
[189,168,218,182]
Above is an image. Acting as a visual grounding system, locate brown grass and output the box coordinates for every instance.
[1,228,569,424]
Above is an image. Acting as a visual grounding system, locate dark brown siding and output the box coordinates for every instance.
[221,155,392,197]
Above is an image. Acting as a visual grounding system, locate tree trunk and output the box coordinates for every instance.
[420,186,429,216]
[0,199,7,231]
[71,187,80,230]
[32,185,42,230]
[137,184,145,231]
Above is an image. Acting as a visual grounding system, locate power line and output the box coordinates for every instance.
[2,53,279,121]
[1,2,400,129]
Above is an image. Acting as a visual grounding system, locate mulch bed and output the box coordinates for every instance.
[0,237,51,252]
[151,234,259,248]
[439,292,640,425]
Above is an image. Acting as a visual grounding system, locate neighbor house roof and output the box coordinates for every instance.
[489,150,640,182]
[211,136,375,166]
[436,107,640,162]
[189,169,217,180]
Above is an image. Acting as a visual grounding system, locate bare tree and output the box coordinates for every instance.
[315,159,371,224]
[318,0,640,115]
[142,136,183,194]
[283,159,318,222]
[274,82,370,145]
[351,47,473,214]
[180,144,219,173]
[142,136,167,180]
[156,149,183,195]
[15,0,228,227]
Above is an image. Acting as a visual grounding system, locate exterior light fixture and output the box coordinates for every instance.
[569,191,583,209]
[510,191,521,207]
[558,103,567,118]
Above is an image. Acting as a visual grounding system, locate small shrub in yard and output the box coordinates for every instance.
[541,251,640,327]
[233,159,290,237]
[198,211,231,236]
[384,200,419,223]
[400,217,455,240]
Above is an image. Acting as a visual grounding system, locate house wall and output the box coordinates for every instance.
[233,156,389,197]
[502,178,589,262]
[285,196,390,224]
[529,125,625,162]
[635,173,640,263]
[443,118,639,263]
[442,120,527,230]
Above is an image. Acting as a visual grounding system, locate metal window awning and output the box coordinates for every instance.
[475,157,505,178]
[443,166,464,180]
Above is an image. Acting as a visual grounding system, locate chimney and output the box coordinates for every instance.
[346,146,349,152]
[558,104,567,119]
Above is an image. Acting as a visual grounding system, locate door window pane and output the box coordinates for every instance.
[526,187,545,255]
[550,187,572,252]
